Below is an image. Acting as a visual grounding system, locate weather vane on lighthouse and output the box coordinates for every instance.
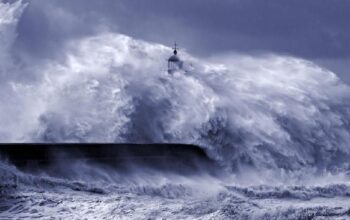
[173,42,178,54]
[168,41,183,74]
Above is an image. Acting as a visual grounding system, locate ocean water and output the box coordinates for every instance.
[1,1,350,219]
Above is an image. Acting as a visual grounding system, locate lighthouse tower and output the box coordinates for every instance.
[168,42,183,74]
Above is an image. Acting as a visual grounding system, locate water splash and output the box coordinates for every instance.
[1,1,350,173]
[2,2,350,219]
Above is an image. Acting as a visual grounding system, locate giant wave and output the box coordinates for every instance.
[1,1,350,219]
[1,1,350,173]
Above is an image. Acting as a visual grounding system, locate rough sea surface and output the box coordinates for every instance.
[1,159,350,219]
[1,1,350,219]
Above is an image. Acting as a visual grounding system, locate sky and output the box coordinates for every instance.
[10,0,350,84]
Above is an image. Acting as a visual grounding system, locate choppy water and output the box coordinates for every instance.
[1,1,350,219]
[1,159,350,219]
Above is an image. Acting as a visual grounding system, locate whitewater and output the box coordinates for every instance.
[1,1,350,219]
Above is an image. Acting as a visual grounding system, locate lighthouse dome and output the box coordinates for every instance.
[168,54,180,62]
[167,42,183,74]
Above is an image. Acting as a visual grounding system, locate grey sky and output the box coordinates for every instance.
[13,0,350,83]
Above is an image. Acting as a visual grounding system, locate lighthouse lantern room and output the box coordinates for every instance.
[168,42,183,74]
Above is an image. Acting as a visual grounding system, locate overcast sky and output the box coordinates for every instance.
[12,0,350,84]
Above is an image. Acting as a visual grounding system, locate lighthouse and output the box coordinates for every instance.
[168,42,183,74]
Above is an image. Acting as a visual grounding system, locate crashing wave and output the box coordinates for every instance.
[2,1,350,173]
[4,33,350,173]
[2,1,350,219]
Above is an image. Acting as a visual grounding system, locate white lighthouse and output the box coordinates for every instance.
[168,42,183,74]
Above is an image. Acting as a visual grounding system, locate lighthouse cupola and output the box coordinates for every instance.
[168,42,183,74]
